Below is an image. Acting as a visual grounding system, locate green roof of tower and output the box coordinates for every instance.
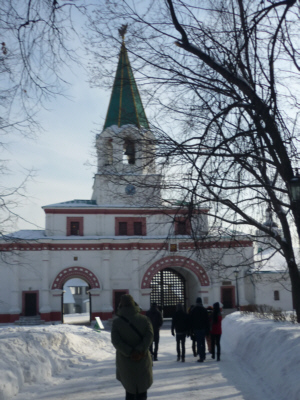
[103,38,149,130]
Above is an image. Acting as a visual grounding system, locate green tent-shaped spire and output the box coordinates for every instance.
[103,39,149,130]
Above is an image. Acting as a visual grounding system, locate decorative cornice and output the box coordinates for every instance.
[179,240,253,250]
[0,239,252,252]
[0,242,168,252]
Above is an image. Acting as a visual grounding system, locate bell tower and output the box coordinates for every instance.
[91,26,161,207]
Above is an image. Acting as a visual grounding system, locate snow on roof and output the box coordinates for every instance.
[42,199,165,209]
[4,229,253,242]
[4,230,46,240]
[252,247,300,273]
[42,199,97,208]
[3,230,187,241]
[254,249,287,273]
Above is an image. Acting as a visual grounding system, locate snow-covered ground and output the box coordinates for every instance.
[0,313,299,400]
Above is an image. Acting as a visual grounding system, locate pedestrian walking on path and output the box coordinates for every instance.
[111,294,154,400]
[206,306,213,353]
[210,302,222,361]
[188,305,197,356]
[146,302,163,361]
[189,297,210,362]
[171,303,189,362]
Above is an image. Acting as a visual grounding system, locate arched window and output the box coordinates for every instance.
[123,138,135,165]
[105,139,113,165]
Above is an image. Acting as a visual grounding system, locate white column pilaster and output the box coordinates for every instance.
[9,251,21,314]
[101,249,113,313]
[40,249,51,314]
[238,269,247,306]
[131,248,140,301]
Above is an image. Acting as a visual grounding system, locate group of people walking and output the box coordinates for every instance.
[172,297,222,363]
[110,294,222,400]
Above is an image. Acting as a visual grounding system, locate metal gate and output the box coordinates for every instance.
[150,268,186,318]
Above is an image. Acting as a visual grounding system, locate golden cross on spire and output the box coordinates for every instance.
[118,24,128,42]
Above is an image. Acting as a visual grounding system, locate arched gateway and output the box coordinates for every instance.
[51,267,100,290]
[141,256,210,317]
[51,267,101,324]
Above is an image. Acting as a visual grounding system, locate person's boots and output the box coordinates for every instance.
[177,355,180,361]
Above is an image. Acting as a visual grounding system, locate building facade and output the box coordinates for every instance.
[2,39,290,324]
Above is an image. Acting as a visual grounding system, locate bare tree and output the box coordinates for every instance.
[87,0,300,321]
[0,0,88,235]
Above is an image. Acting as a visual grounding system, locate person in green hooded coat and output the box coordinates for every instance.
[111,294,154,400]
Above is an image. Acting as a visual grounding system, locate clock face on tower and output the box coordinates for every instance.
[125,184,136,195]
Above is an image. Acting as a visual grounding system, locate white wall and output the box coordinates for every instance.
[253,273,293,311]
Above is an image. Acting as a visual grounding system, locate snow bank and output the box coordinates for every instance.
[222,313,300,400]
[1,315,300,400]
[0,324,112,400]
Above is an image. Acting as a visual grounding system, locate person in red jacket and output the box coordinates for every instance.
[210,302,222,361]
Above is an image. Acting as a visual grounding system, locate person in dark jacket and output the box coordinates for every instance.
[171,303,189,362]
[189,297,210,362]
[111,294,153,400]
[146,302,163,361]
[206,306,213,353]
[188,305,197,357]
[210,302,222,361]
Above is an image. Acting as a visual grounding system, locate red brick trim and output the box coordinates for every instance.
[51,267,100,290]
[0,242,168,252]
[40,312,51,322]
[0,240,251,252]
[115,217,146,235]
[179,240,253,250]
[141,256,210,289]
[50,311,61,322]
[0,314,14,323]
[91,311,113,321]
[9,314,20,323]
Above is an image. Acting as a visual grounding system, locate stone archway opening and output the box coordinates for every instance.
[63,278,91,325]
[150,268,186,318]
[142,256,210,317]
[52,267,101,325]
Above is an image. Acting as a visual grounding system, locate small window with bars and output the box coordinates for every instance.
[175,218,191,235]
[115,218,146,236]
[70,221,80,236]
[134,221,142,235]
[119,222,128,235]
[67,217,83,236]
[177,221,187,234]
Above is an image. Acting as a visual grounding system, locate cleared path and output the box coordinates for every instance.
[14,325,279,400]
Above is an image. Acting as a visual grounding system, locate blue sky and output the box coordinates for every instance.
[4,60,110,232]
